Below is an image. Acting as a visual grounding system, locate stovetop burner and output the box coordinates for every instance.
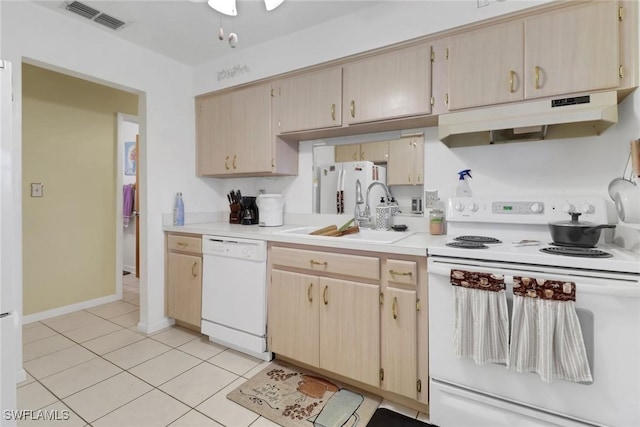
[446,241,489,249]
[454,235,503,244]
[540,247,613,258]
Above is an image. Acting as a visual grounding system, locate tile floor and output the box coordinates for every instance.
[18,273,429,426]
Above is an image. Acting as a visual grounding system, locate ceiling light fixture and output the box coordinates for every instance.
[207,0,284,16]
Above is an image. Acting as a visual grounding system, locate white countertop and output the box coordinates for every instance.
[163,221,446,256]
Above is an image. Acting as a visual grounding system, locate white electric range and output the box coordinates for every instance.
[427,196,640,427]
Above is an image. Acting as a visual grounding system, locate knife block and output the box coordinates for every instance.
[229,202,241,224]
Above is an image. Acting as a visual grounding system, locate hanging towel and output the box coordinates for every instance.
[451,270,509,365]
[123,184,135,228]
[508,277,593,384]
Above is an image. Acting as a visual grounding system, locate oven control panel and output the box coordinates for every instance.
[447,196,608,224]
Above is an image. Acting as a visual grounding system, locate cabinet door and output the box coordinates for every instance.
[343,44,432,125]
[524,1,619,99]
[448,21,524,110]
[319,277,380,386]
[269,269,320,367]
[360,140,388,163]
[231,84,273,174]
[278,67,342,133]
[387,137,424,186]
[195,93,233,176]
[335,144,360,162]
[166,252,202,327]
[381,287,417,399]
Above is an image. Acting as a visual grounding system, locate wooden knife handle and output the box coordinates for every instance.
[631,139,640,177]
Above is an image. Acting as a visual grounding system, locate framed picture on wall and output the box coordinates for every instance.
[125,140,137,176]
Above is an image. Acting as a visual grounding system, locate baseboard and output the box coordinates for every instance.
[22,294,121,324]
[136,317,174,334]
[15,368,26,384]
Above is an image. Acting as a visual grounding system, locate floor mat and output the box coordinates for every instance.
[227,360,381,427]
[366,407,433,427]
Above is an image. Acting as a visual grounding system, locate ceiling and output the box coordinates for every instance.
[33,0,383,67]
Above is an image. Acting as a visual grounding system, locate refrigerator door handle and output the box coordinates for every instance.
[0,312,11,319]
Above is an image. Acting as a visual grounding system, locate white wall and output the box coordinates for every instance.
[0,2,218,333]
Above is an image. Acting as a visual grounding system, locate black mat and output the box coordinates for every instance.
[366,408,434,427]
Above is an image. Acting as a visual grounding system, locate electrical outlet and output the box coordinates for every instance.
[425,189,439,209]
[477,0,490,7]
[31,183,44,198]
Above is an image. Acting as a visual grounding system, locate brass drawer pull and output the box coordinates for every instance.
[307,283,313,303]
[232,155,237,169]
[225,156,230,170]
[331,103,336,121]
[310,260,328,268]
[389,269,413,277]
[191,262,198,277]
[509,70,515,93]
[392,297,398,319]
[350,100,355,118]
[323,286,328,305]
[534,66,541,90]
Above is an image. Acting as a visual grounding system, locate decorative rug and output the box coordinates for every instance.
[366,408,433,427]
[227,361,382,427]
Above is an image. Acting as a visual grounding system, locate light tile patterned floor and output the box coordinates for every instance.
[18,275,429,426]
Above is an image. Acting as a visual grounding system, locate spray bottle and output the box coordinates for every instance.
[173,192,184,226]
[456,169,473,197]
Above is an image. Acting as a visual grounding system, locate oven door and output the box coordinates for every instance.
[428,257,640,427]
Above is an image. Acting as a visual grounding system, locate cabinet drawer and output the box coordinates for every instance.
[271,246,379,281]
[386,259,417,286]
[167,234,202,255]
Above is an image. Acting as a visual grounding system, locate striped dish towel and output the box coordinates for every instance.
[451,270,509,365]
[508,277,593,384]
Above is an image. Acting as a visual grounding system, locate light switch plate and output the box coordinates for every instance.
[31,183,43,197]
[425,189,438,209]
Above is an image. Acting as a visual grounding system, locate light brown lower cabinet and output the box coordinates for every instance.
[268,243,428,408]
[165,233,202,329]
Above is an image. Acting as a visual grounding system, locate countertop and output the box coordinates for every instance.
[163,221,447,256]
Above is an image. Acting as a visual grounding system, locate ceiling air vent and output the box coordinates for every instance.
[94,13,126,30]
[65,1,99,19]
[62,1,128,31]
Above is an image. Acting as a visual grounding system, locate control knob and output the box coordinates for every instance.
[530,202,543,213]
[466,202,478,212]
[580,203,594,214]
[454,202,465,212]
[561,202,575,213]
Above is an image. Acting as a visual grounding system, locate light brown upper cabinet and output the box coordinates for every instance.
[276,67,342,134]
[387,137,424,186]
[335,140,388,163]
[523,0,620,99]
[196,83,297,177]
[343,44,432,125]
[448,1,621,111]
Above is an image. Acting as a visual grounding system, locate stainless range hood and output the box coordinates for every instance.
[438,91,618,147]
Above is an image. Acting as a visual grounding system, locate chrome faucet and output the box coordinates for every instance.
[361,181,392,227]
[354,179,369,227]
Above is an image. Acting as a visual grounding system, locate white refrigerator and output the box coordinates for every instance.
[318,161,387,215]
[0,60,18,426]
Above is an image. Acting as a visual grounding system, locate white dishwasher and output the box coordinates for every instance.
[201,235,272,361]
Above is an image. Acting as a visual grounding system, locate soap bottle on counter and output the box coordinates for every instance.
[375,197,391,230]
[173,192,184,226]
[456,169,473,197]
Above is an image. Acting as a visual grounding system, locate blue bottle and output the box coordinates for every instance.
[173,192,184,226]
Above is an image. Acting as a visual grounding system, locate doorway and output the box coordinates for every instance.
[22,63,140,317]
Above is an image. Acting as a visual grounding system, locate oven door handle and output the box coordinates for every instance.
[428,263,640,298]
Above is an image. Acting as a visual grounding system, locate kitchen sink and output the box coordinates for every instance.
[274,226,414,244]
